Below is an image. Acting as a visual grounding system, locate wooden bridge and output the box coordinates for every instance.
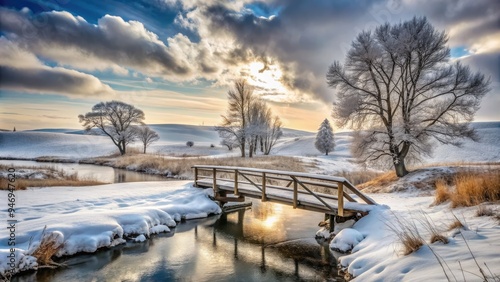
[193,165,377,230]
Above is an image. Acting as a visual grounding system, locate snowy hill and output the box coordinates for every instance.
[1,122,498,165]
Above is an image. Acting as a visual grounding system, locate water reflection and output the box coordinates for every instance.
[14,200,343,282]
[0,160,167,183]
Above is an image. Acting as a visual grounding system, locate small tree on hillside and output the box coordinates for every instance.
[13,127,16,132]
[186,141,194,147]
[216,79,254,157]
[136,126,159,153]
[78,101,145,155]
[315,119,335,155]
[326,17,489,177]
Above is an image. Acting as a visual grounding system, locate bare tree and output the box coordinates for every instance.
[315,119,335,156]
[326,17,489,177]
[216,79,284,157]
[136,126,159,153]
[217,80,254,157]
[78,101,145,155]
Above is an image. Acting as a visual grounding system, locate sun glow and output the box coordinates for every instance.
[246,61,288,101]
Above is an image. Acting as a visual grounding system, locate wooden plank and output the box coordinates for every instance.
[293,179,298,209]
[291,176,336,213]
[194,167,198,187]
[192,165,348,183]
[198,178,340,202]
[238,172,262,192]
[262,172,267,201]
[343,181,376,205]
[338,182,344,217]
[234,169,239,195]
[213,168,218,194]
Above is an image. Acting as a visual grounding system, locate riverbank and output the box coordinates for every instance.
[0,181,221,278]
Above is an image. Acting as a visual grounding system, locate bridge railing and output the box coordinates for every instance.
[192,165,375,216]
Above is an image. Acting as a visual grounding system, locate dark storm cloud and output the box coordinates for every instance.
[0,65,113,96]
[0,7,192,77]
[201,0,385,102]
[195,0,498,103]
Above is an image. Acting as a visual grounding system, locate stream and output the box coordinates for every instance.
[3,160,343,281]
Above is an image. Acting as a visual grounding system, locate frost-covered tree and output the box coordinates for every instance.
[136,126,159,153]
[78,101,145,155]
[216,80,283,157]
[216,79,254,157]
[326,17,490,177]
[315,119,335,155]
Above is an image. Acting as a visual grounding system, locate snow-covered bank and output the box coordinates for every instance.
[333,193,500,281]
[0,181,221,276]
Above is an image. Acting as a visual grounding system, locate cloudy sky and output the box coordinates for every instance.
[0,0,498,131]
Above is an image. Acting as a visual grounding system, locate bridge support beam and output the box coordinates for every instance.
[325,214,335,233]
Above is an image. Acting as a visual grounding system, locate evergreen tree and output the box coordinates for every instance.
[315,119,335,155]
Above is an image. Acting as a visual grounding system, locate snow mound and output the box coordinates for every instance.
[134,235,147,243]
[0,181,221,276]
[330,228,364,253]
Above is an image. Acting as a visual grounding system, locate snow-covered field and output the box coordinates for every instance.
[2,122,498,172]
[0,122,499,280]
[0,182,220,276]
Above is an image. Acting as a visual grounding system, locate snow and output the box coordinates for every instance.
[330,228,364,253]
[0,122,499,280]
[133,235,147,243]
[0,181,221,276]
[336,194,500,281]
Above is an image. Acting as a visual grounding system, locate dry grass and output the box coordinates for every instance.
[358,171,398,190]
[0,178,104,190]
[30,227,64,268]
[450,170,500,207]
[0,165,104,190]
[476,205,494,217]
[448,219,465,231]
[385,213,424,256]
[431,168,500,207]
[430,234,449,244]
[434,178,451,205]
[98,154,309,179]
[338,170,383,185]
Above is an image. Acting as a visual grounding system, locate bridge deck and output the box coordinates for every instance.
[196,178,374,215]
[193,165,377,217]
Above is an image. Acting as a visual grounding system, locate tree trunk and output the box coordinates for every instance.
[249,142,253,158]
[394,158,408,177]
[143,144,147,154]
[325,151,328,156]
[240,141,246,157]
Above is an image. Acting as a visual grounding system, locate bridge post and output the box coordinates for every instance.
[293,180,298,209]
[338,182,344,217]
[325,214,335,233]
[213,168,218,196]
[234,169,239,195]
[261,172,267,201]
[194,167,198,187]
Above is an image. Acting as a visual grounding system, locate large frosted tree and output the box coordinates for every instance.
[78,101,145,155]
[326,17,489,177]
[315,119,335,155]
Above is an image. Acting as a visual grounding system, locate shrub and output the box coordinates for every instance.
[186,141,194,147]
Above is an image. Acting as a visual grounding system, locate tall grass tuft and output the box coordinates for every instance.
[450,170,500,207]
[30,226,64,268]
[433,169,500,207]
[385,212,424,256]
[434,178,450,205]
